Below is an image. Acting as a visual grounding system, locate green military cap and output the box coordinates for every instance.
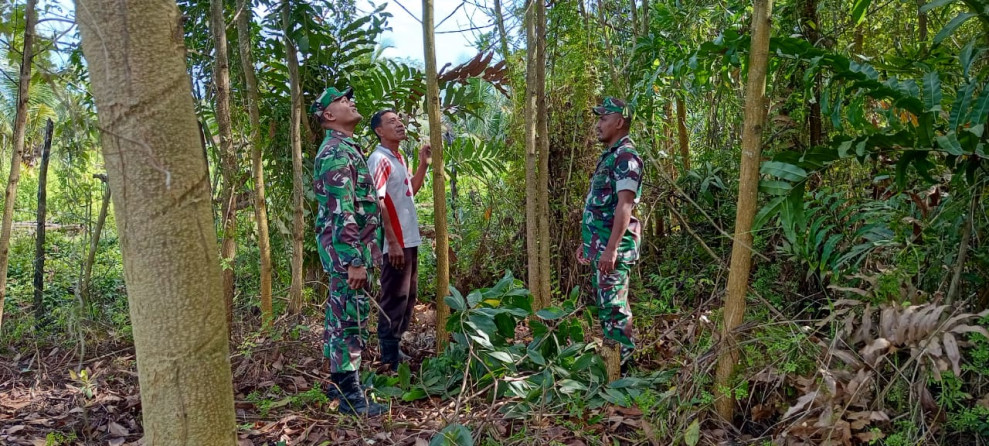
[309,86,354,115]
[592,96,630,119]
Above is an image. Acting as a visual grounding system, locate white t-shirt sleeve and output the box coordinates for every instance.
[369,154,392,200]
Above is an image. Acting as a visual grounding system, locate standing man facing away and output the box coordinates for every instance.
[311,86,386,416]
[367,110,433,371]
[578,97,643,375]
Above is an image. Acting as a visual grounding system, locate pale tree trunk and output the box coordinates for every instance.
[0,0,37,334]
[76,0,237,442]
[284,0,305,315]
[640,0,649,35]
[423,0,451,351]
[676,94,690,171]
[494,0,511,61]
[714,0,773,421]
[211,0,238,332]
[535,0,551,309]
[237,0,273,326]
[33,119,54,325]
[81,175,110,306]
[524,0,542,308]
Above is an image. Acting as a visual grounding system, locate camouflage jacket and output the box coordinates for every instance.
[581,135,643,264]
[314,130,381,275]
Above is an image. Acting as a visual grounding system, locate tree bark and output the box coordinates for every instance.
[640,0,649,35]
[33,118,54,326]
[76,0,237,442]
[535,0,552,309]
[0,0,37,334]
[81,175,111,306]
[799,0,822,147]
[284,0,306,315]
[524,0,543,309]
[236,0,273,326]
[494,0,511,62]
[676,94,690,172]
[423,0,451,351]
[714,0,773,422]
[917,0,928,53]
[211,0,239,333]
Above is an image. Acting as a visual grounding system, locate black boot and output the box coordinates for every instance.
[330,372,387,417]
[380,339,407,371]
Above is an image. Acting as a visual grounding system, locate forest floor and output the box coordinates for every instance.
[0,302,671,446]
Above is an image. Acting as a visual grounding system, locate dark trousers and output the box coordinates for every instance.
[377,246,418,341]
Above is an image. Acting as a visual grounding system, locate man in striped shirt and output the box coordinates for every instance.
[367,109,433,370]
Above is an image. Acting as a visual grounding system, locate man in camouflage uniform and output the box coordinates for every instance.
[311,86,386,416]
[578,97,643,374]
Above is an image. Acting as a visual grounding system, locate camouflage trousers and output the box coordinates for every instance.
[592,262,635,362]
[324,273,372,373]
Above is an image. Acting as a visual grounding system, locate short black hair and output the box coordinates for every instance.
[370,109,397,141]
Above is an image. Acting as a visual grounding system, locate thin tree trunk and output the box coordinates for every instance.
[0,0,37,334]
[524,0,543,308]
[423,0,451,351]
[211,0,238,333]
[494,0,511,61]
[799,0,822,147]
[629,0,638,37]
[76,0,237,442]
[676,94,690,172]
[236,0,273,326]
[714,0,773,421]
[640,0,649,35]
[284,0,305,315]
[917,0,928,52]
[33,119,54,326]
[81,175,111,306]
[535,0,551,309]
[946,191,978,304]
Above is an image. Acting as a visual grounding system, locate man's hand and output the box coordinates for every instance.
[419,144,432,165]
[597,249,617,274]
[387,244,405,270]
[346,265,367,290]
[577,246,590,265]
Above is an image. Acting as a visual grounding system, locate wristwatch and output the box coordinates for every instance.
[347,257,364,268]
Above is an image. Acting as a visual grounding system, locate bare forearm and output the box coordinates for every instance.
[411,163,428,195]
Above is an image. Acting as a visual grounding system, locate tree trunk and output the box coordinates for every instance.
[423,0,451,351]
[676,94,690,172]
[76,0,237,442]
[211,0,238,333]
[535,0,552,309]
[714,0,773,422]
[799,0,822,147]
[494,0,511,62]
[81,175,111,306]
[33,118,54,326]
[640,0,649,35]
[236,0,273,326]
[0,0,37,334]
[917,0,928,52]
[284,0,305,315]
[524,0,543,308]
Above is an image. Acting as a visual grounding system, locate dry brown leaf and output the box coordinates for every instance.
[415,438,429,446]
[949,324,989,338]
[108,421,129,437]
[942,332,961,376]
[860,338,891,366]
[784,391,819,419]
[109,438,126,446]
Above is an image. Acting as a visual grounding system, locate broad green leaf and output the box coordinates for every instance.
[558,379,587,394]
[430,423,473,446]
[760,161,807,181]
[949,81,976,130]
[960,39,977,78]
[753,196,786,233]
[851,0,871,25]
[759,180,793,196]
[820,234,843,272]
[536,306,567,320]
[445,293,466,312]
[488,351,515,363]
[685,419,701,446]
[933,12,976,45]
[922,71,942,112]
[919,0,956,13]
[936,132,965,155]
[969,87,989,125]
